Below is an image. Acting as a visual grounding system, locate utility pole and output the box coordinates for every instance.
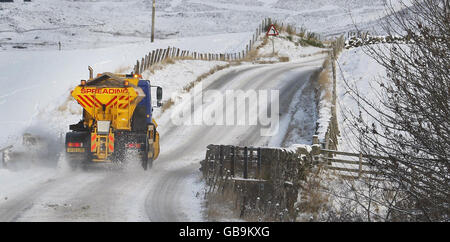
[271,37,275,55]
[151,0,155,42]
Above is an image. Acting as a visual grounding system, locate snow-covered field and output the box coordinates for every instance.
[336,46,386,153]
[0,0,399,51]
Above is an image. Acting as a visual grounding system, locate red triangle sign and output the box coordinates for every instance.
[266,24,279,36]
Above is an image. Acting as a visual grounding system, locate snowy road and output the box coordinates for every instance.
[0,55,325,221]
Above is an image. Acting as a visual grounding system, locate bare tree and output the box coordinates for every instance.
[343,0,449,221]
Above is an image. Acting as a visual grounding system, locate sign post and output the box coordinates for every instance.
[151,0,155,42]
[266,24,279,55]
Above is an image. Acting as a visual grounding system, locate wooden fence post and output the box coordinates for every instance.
[162,48,167,60]
[157,49,161,63]
[244,146,248,179]
[249,147,253,177]
[158,48,163,62]
[359,153,363,178]
[143,55,148,70]
[150,50,155,65]
[145,54,149,70]
[148,52,153,68]
[312,135,319,145]
[219,145,224,177]
[135,60,140,74]
[160,49,165,61]
[153,49,158,64]
[164,48,169,60]
[231,146,235,177]
[166,47,171,59]
[155,49,159,63]
[257,147,261,179]
[156,49,161,63]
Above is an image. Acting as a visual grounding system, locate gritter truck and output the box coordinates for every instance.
[65,68,162,170]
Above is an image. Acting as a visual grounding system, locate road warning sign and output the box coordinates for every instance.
[266,24,279,36]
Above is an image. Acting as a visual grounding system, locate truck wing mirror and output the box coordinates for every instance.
[156,87,163,107]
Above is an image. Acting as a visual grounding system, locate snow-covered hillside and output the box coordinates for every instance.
[0,0,399,51]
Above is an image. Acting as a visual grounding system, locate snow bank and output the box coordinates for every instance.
[142,59,228,118]
[255,33,325,62]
